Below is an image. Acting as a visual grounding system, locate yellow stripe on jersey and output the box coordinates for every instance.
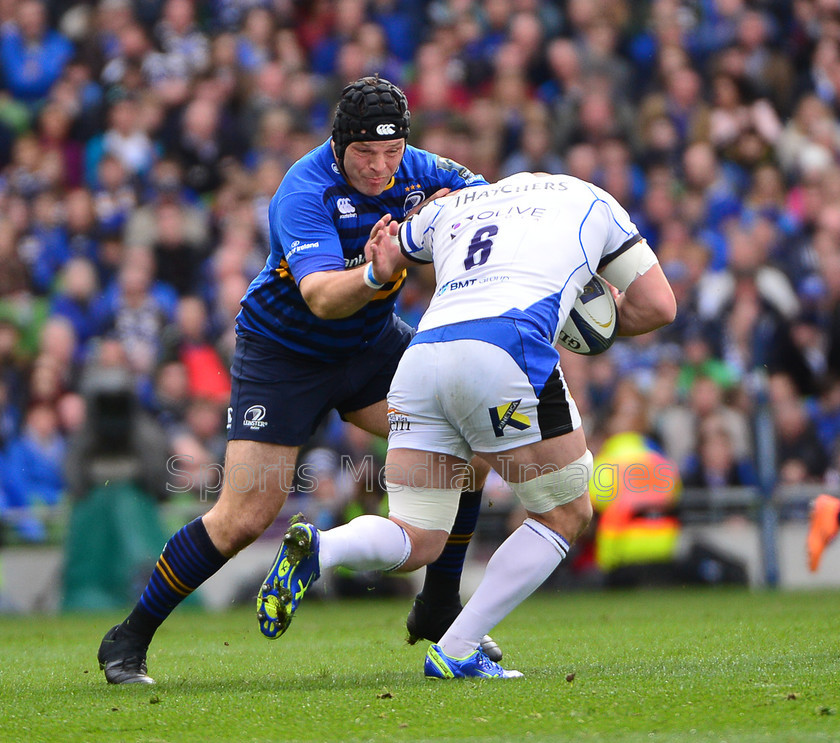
[275,259,294,282]
[370,268,406,300]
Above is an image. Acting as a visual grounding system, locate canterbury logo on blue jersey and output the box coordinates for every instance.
[337,197,356,217]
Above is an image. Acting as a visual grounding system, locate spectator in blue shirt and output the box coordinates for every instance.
[2,402,66,541]
[50,257,101,361]
[0,0,74,105]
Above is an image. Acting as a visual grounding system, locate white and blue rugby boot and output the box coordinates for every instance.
[424,643,523,679]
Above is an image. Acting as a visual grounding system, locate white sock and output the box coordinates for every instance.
[319,515,411,572]
[438,518,568,659]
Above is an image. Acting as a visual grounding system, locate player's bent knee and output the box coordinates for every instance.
[532,490,592,544]
[210,511,270,554]
[240,510,278,544]
[569,490,594,530]
[394,525,449,572]
[205,488,285,554]
[387,481,462,570]
[508,449,594,514]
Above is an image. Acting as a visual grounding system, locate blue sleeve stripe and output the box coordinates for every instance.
[402,219,421,253]
[578,199,598,273]
[578,192,632,272]
[422,203,445,237]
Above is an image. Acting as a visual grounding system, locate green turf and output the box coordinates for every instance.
[1,588,839,742]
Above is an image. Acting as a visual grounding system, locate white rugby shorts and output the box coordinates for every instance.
[387,319,582,461]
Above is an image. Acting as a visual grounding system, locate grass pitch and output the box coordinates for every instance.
[1,588,838,742]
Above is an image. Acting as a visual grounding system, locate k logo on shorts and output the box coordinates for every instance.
[488,400,531,438]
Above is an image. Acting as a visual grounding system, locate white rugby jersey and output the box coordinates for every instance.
[397,172,643,344]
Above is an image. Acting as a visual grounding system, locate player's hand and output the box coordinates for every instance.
[369,213,392,243]
[603,277,622,318]
[366,214,403,284]
[599,276,621,303]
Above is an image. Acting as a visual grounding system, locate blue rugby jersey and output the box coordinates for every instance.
[236,139,486,360]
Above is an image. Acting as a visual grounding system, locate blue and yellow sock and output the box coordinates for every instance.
[123,517,227,641]
[420,489,482,605]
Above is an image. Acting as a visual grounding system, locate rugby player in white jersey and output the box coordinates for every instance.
[263,172,676,678]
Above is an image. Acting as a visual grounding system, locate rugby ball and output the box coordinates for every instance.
[557,275,617,355]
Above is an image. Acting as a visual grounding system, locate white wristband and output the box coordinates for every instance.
[363,263,386,290]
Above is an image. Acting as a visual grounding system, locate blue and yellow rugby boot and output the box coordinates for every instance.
[257,521,321,639]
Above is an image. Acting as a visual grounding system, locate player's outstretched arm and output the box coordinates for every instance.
[614,262,676,336]
[299,215,409,320]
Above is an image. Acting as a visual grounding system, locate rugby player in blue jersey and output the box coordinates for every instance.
[97,76,497,684]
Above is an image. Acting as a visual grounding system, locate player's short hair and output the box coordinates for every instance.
[332,75,410,172]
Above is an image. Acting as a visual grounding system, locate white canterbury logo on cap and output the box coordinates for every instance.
[376,123,396,136]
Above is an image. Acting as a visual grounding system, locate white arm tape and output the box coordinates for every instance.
[363,262,385,289]
[599,239,659,292]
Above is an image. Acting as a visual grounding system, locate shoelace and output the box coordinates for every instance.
[474,650,499,674]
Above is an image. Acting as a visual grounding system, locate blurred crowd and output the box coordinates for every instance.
[1,0,840,543]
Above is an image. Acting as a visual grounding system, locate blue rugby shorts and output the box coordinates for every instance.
[227,318,413,446]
